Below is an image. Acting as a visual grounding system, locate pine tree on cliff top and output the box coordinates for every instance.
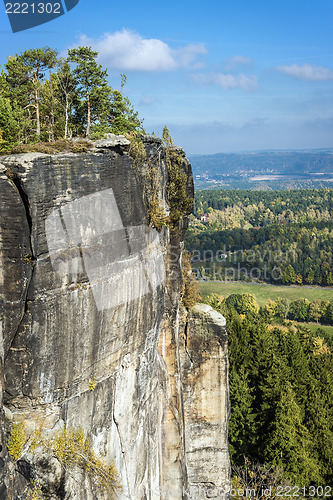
[6,47,58,138]
[67,46,111,138]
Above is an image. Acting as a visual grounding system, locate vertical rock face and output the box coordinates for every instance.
[181,304,231,499]
[0,136,230,499]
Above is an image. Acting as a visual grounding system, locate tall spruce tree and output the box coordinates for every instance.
[229,365,256,462]
[264,383,321,484]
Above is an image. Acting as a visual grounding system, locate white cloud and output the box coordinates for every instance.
[226,55,253,70]
[276,64,333,81]
[75,30,207,72]
[175,44,207,67]
[191,72,258,91]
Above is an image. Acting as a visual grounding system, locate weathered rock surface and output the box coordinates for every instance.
[93,133,130,149]
[0,137,231,499]
[181,304,230,499]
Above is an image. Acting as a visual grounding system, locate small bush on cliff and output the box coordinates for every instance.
[25,480,44,500]
[7,422,121,497]
[127,126,193,232]
[147,194,169,231]
[88,378,97,391]
[47,427,121,496]
[162,127,193,229]
[7,421,28,461]
[126,131,146,168]
[162,125,174,146]
[127,131,169,231]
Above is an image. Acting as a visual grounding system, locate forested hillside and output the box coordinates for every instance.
[203,292,333,493]
[0,46,144,152]
[193,188,333,226]
[186,189,333,286]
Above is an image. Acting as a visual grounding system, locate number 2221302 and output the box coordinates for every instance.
[277,486,332,497]
[6,3,61,14]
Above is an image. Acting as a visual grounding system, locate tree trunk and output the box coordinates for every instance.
[49,69,54,141]
[64,95,69,139]
[86,81,91,137]
[34,83,40,137]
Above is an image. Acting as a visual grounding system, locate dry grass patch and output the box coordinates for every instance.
[10,139,94,155]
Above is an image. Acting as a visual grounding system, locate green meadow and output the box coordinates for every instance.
[199,281,333,307]
[291,321,333,336]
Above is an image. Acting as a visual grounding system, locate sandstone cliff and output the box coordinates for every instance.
[0,135,230,499]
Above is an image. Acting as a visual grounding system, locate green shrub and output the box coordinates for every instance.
[7,421,27,461]
[126,131,146,168]
[166,148,193,229]
[147,194,169,231]
[88,378,97,391]
[48,427,121,496]
[8,420,121,497]
[25,480,44,500]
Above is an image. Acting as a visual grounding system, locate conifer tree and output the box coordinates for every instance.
[229,366,256,462]
[67,46,111,137]
[1,45,144,145]
[162,125,174,146]
[264,383,320,484]
[109,89,144,135]
[6,47,58,138]
[0,95,22,150]
[306,378,333,483]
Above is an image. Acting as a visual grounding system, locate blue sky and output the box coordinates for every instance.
[1,0,333,154]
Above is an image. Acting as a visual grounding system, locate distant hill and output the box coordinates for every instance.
[189,149,333,176]
[188,149,333,190]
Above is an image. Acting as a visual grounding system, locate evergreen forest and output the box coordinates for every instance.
[186,188,333,286]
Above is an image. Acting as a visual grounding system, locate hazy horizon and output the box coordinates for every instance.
[188,147,333,156]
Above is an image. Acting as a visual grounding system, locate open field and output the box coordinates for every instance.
[291,321,333,336]
[199,281,333,306]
